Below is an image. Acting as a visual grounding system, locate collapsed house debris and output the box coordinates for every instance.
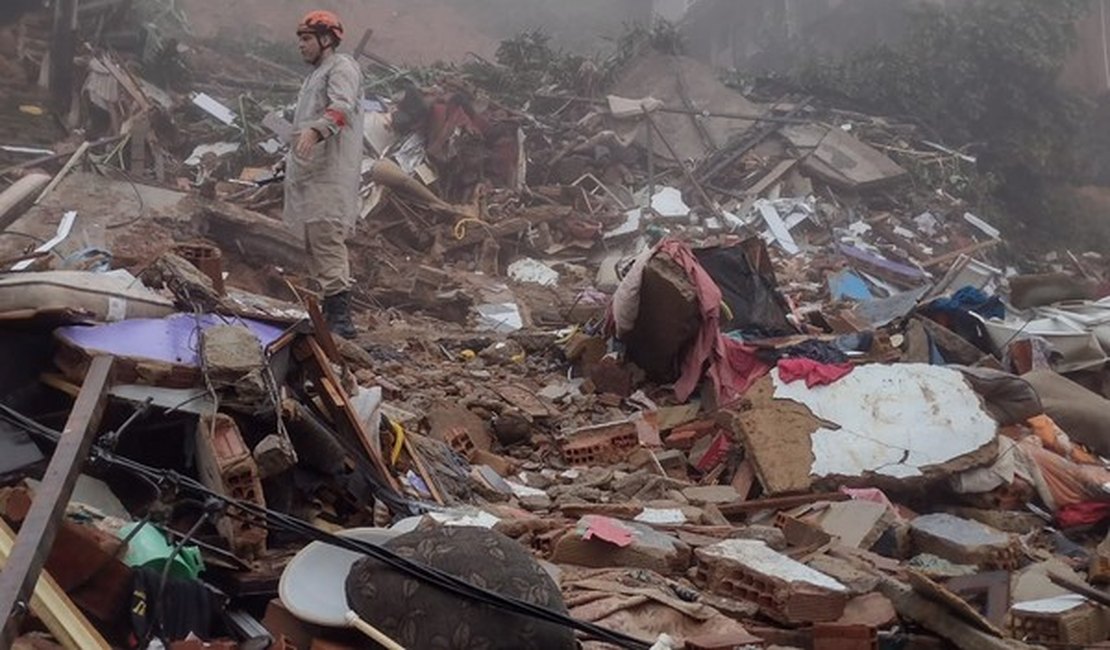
[2,1,1110,649]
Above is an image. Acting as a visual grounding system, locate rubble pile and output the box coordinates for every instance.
[2,2,1110,649]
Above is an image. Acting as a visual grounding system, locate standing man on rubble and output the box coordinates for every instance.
[284,10,364,339]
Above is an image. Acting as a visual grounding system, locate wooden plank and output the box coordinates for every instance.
[907,570,1006,638]
[305,294,342,365]
[0,173,50,232]
[643,111,725,220]
[0,356,113,647]
[0,135,126,179]
[402,436,444,505]
[744,158,798,199]
[1047,571,1110,609]
[718,492,849,518]
[730,459,756,501]
[300,338,399,493]
[0,519,109,650]
[34,141,90,205]
[922,239,1003,269]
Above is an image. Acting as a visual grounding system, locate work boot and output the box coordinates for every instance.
[323,291,358,340]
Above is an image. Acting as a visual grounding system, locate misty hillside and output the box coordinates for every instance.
[177,0,652,64]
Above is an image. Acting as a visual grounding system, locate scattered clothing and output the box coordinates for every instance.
[930,286,1005,320]
[130,566,215,644]
[723,340,773,396]
[1056,502,1110,529]
[659,240,737,403]
[778,358,854,388]
[758,339,849,366]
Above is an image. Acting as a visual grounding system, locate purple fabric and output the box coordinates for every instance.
[837,244,927,280]
[56,314,287,367]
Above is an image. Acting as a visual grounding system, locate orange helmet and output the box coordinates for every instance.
[297,10,344,42]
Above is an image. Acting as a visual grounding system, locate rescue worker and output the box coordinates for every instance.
[284,10,364,339]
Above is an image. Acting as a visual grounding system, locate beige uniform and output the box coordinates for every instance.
[283,52,364,296]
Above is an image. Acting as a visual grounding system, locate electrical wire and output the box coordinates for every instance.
[0,405,652,649]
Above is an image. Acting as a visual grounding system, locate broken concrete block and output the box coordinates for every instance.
[252,433,297,479]
[812,624,879,650]
[426,403,493,458]
[696,540,849,624]
[551,515,691,573]
[909,513,1019,570]
[806,555,881,595]
[1013,559,1086,603]
[196,413,266,559]
[947,507,1044,535]
[775,513,832,549]
[905,554,978,579]
[817,500,892,550]
[837,593,897,628]
[665,420,717,450]
[728,525,788,552]
[1011,596,1109,645]
[561,419,640,466]
[682,485,741,506]
[771,364,999,484]
[201,324,271,413]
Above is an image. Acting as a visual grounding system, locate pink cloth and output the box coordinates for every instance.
[724,340,772,396]
[659,240,736,403]
[778,358,854,388]
[662,240,777,403]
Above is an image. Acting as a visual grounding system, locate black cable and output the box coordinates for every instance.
[149,510,210,647]
[0,406,652,649]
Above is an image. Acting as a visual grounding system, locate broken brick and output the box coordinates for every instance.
[813,624,878,650]
[697,540,849,624]
[909,514,1019,570]
[196,413,267,559]
[665,419,718,450]
[562,419,640,466]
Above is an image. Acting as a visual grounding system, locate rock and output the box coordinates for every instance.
[519,493,554,512]
[480,339,526,365]
[909,513,1019,570]
[728,525,787,551]
[806,554,881,595]
[837,593,898,628]
[200,324,270,413]
[682,485,741,506]
[904,553,978,578]
[493,412,533,447]
[551,515,692,573]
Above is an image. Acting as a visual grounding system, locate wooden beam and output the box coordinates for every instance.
[0,356,114,647]
[0,520,110,650]
[0,135,127,180]
[718,491,850,518]
[0,173,51,233]
[297,338,399,494]
[1047,571,1110,608]
[922,239,1003,269]
[643,111,726,220]
[34,141,90,206]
